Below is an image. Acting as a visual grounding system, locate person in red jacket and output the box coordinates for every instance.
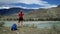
[18,10,24,27]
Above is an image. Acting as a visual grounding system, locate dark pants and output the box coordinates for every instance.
[18,18,23,22]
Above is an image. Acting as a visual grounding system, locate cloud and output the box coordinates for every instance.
[0,0,48,5]
[0,0,19,3]
[0,7,10,9]
[0,0,58,9]
[19,0,47,4]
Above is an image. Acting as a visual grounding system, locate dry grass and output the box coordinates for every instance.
[0,26,60,34]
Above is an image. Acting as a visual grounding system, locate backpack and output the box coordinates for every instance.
[11,24,17,31]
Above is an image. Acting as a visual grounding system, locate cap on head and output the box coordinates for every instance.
[20,10,23,11]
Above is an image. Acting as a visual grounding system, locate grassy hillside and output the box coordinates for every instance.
[25,7,60,18]
[24,7,60,21]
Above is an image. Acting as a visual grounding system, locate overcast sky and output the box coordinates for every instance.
[0,0,60,9]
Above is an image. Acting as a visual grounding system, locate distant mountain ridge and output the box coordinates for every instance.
[0,7,34,15]
[1,5,60,21]
[2,6,60,20]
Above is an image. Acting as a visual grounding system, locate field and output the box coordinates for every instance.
[0,21,60,34]
[0,26,60,34]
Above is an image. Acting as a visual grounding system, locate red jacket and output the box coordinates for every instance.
[18,11,24,18]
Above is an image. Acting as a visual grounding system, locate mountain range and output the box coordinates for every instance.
[0,5,60,19]
[0,7,33,16]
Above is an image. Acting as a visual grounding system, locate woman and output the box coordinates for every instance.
[18,10,24,27]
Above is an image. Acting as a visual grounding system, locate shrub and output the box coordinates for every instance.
[0,22,5,27]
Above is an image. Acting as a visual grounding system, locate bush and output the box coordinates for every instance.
[29,19,34,21]
[31,24,37,28]
[0,22,5,27]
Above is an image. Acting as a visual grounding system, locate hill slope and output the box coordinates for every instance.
[24,7,60,19]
